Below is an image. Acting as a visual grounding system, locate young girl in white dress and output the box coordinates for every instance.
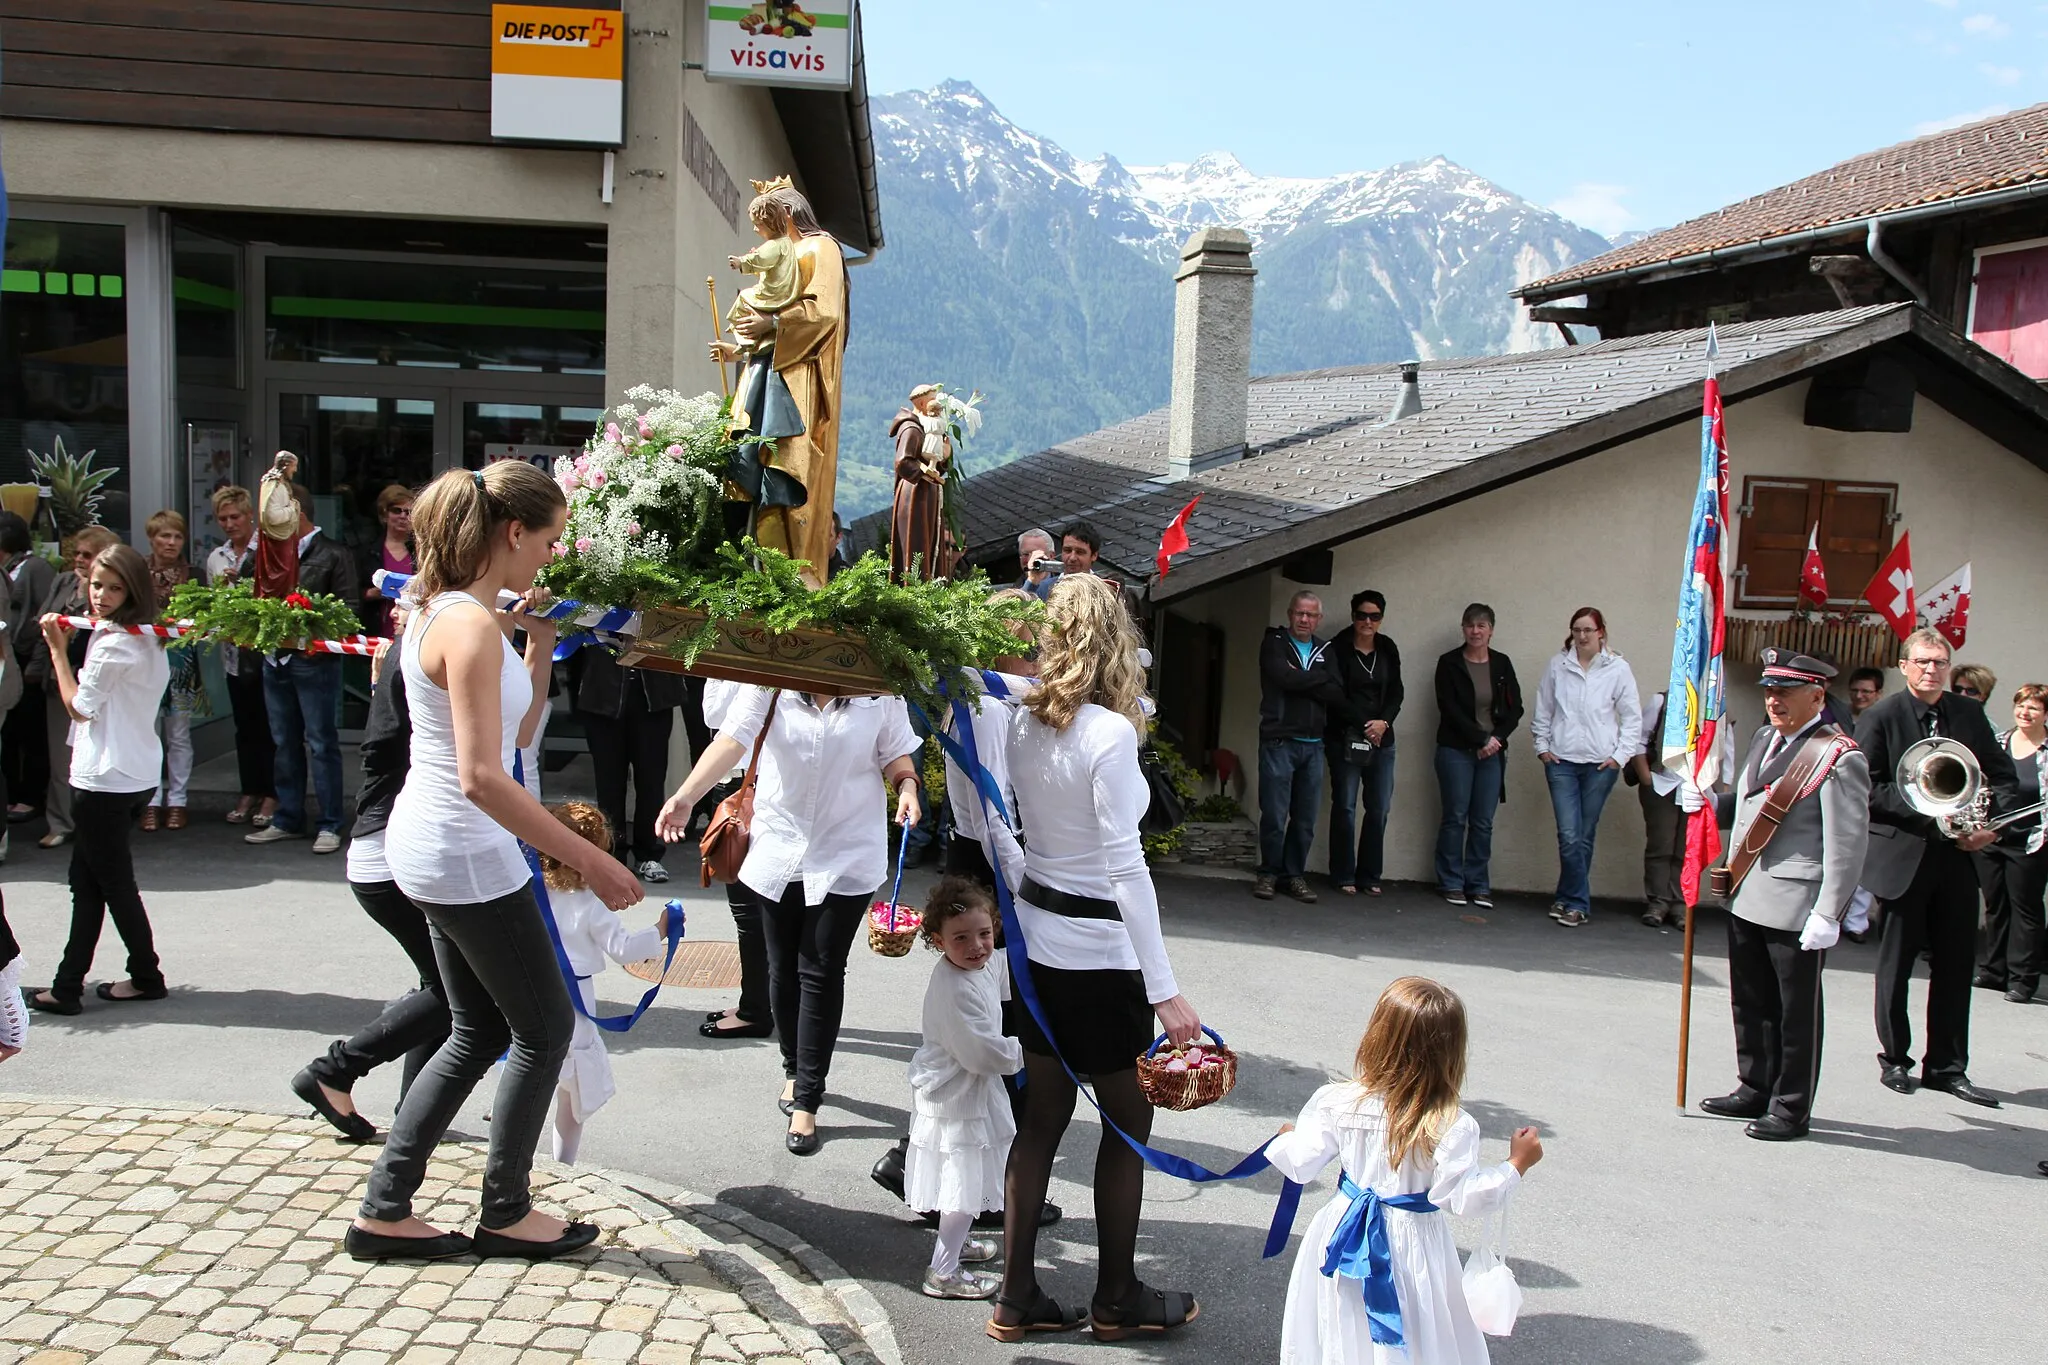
[537,801,679,1164]
[1264,977,1544,1365]
[904,876,1021,1300]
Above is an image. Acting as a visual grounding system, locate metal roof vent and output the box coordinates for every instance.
[1380,362,1423,425]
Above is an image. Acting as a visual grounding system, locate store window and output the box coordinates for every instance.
[1734,476,1896,609]
[174,227,242,389]
[0,219,131,540]
[265,257,605,374]
[464,403,603,471]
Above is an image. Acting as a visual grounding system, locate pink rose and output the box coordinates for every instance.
[627,521,641,537]
[636,416,652,439]
[575,537,594,552]
[665,444,684,460]
[588,469,605,487]
[552,542,568,558]
[560,470,580,492]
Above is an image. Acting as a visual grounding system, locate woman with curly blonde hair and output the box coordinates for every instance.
[987,571,1204,1344]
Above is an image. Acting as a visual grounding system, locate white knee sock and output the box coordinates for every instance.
[930,1211,973,1277]
[551,1093,583,1164]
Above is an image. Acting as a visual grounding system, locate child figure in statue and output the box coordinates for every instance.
[725,196,805,338]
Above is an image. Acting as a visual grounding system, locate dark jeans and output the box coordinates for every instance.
[360,884,574,1228]
[52,788,160,1001]
[1874,843,1979,1082]
[1726,915,1825,1127]
[756,883,867,1113]
[264,654,344,835]
[583,703,674,865]
[1434,745,1504,896]
[1327,740,1396,887]
[1640,784,1687,917]
[309,880,451,1096]
[1257,739,1324,878]
[1544,759,1620,914]
[727,880,771,1026]
[226,665,275,799]
[1977,846,2048,994]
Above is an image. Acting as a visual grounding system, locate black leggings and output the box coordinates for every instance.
[1001,1050,1154,1313]
[307,879,451,1097]
[53,788,160,1002]
[757,884,867,1113]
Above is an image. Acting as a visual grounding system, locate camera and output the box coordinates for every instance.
[1027,556,1062,577]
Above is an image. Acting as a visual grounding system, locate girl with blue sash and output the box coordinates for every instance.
[1264,978,1542,1364]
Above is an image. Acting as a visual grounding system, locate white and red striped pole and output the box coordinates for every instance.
[52,617,381,657]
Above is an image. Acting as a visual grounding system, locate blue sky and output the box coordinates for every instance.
[862,1,2048,237]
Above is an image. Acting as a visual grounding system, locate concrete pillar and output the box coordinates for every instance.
[1167,227,1256,477]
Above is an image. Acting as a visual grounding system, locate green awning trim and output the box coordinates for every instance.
[269,297,605,330]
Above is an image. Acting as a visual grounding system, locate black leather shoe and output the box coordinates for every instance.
[2037,1159,2048,1177]
[1880,1064,1916,1094]
[471,1222,599,1261]
[1744,1114,1808,1142]
[343,1226,474,1262]
[1922,1074,2001,1108]
[1699,1090,1768,1120]
[701,1017,774,1039]
[21,988,81,1017]
[2006,987,2035,1004]
[786,1128,821,1156]
[1973,972,2006,991]
[778,1097,798,1117]
[871,1140,907,1200]
[292,1068,377,1143]
[940,1199,1061,1230]
[95,981,168,1003]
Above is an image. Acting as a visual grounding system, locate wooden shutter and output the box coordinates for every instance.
[1817,482,1894,606]
[1735,476,1895,609]
[1971,244,2048,380]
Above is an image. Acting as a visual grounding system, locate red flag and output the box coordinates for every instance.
[1919,561,1971,649]
[1862,532,1915,640]
[1798,523,1829,608]
[1155,494,1202,578]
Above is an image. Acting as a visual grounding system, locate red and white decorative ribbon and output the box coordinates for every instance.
[52,617,381,657]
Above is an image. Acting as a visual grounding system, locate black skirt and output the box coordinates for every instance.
[1010,958,1155,1077]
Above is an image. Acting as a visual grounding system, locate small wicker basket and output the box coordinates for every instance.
[866,901,922,958]
[1135,1026,1238,1112]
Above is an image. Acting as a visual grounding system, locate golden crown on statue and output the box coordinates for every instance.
[749,175,794,195]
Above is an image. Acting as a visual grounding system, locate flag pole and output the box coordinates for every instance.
[1677,868,1697,1115]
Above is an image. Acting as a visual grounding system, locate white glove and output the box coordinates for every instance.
[1678,783,1704,814]
[1799,912,1840,953]
[1844,887,1873,935]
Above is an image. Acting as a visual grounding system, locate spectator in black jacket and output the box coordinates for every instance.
[572,647,688,883]
[1432,603,1524,909]
[1255,591,1344,903]
[2,513,56,828]
[1324,589,1404,896]
[246,482,359,855]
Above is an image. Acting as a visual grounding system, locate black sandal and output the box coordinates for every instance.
[1090,1281,1199,1340]
[986,1288,1086,1343]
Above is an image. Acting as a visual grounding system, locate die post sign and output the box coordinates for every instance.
[704,2,856,90]
[490,5,626,146]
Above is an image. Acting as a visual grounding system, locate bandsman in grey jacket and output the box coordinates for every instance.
[1692,649,1870,1141]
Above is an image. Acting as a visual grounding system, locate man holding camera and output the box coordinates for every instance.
[1013,527,1057,601]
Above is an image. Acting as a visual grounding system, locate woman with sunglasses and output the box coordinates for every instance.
[1324,589,1403,896]
[1975,683,2048,1003]
[1951,663,1997,707]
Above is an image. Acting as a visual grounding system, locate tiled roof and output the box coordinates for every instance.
[932,306,1938,599]
[1520,103,2048,299]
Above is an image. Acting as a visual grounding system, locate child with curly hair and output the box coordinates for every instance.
[538,800,680,1163]
[905,876,1020,1300]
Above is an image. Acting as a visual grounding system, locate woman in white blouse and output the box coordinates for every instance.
[986,572,1203,1344]
[22,545,171,1015]
[660,689,922,1155]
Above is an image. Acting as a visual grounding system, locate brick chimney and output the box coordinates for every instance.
[1167,227,1256,477]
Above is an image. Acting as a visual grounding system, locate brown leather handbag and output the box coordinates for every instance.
[698,691,780,888]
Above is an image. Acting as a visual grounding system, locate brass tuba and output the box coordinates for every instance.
[1896,737,2047,836]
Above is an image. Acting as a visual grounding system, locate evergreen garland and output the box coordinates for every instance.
[162,580,362,653]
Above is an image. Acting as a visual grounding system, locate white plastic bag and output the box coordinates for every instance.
[1461,1196,1522,1336]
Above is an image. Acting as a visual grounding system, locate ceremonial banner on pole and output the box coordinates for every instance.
[1798,524,1829,608]
[1920,561,1972,649]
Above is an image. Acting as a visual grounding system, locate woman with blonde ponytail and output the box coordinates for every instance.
[348,463,642,1266]
[986,572,1204,1343]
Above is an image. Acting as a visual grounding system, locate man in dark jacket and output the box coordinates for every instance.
[247,483,359,854]
[1255,591,1344,903]
[1323,590,1404,895]
[572,648,689,882]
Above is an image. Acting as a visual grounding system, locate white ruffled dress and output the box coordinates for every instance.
[1264,1085,1520,1365]
[550,887,663,1123]
[903,949,1022,1216]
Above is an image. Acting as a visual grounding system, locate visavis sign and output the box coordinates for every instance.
[703,1,855,91]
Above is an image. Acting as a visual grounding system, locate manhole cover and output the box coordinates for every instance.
[622,940,744,988]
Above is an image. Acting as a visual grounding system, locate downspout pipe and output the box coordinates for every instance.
[1865,217,1928,306]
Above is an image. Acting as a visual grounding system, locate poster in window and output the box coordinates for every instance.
[186,421,240,563]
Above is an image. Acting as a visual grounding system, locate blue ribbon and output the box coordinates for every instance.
[920,673,1304,1257]
[1324,1173,1439,1347]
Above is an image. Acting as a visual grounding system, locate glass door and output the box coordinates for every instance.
[271,386,446,553]
[460,399,605,472]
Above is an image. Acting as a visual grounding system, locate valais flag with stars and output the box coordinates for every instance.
[1659,327,1729,906]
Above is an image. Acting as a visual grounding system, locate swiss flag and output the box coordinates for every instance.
[1862,532,1916,639]
[1919,561,1972,649]
[1798,523,1829,608]
[1155,494,1202,579]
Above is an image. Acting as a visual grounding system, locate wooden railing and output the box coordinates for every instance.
[1725,615,1899,671]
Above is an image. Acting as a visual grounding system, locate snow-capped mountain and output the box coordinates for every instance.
[835,81,1610,515]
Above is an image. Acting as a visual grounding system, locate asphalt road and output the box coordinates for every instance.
[4,789,2044,1364]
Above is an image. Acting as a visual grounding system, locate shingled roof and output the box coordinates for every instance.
[927,304,2048,604]
[1519,103,2048,302]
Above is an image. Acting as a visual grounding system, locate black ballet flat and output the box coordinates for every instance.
[470,1221,599,1261]
[95,981,168,1003]
[343,1225,474,1262]
[700,1017,773,1039]
[21,988,81,1017]
[777,1097,798,1116]
[786,1128,821,1156]
[292,1067,377,1143]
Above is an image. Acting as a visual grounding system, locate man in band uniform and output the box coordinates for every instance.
[1857,627,2014,1108]
[1696,649,1869,1140]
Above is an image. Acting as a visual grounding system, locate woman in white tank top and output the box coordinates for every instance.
[348,464,642,1266]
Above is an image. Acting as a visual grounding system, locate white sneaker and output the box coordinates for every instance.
[245,825,302,845]
[637,859,670,884]
[312,831,343,855]
[959,1236,999,1264]
[921,1267,1000,1299]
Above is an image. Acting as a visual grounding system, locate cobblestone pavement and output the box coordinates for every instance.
[0,1100,896,1365]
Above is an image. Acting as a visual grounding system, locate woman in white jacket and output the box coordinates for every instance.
[1531,608,1641,928]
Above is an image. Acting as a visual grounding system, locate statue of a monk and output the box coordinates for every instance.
[713,179,848,588]
[888,385,950,583]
